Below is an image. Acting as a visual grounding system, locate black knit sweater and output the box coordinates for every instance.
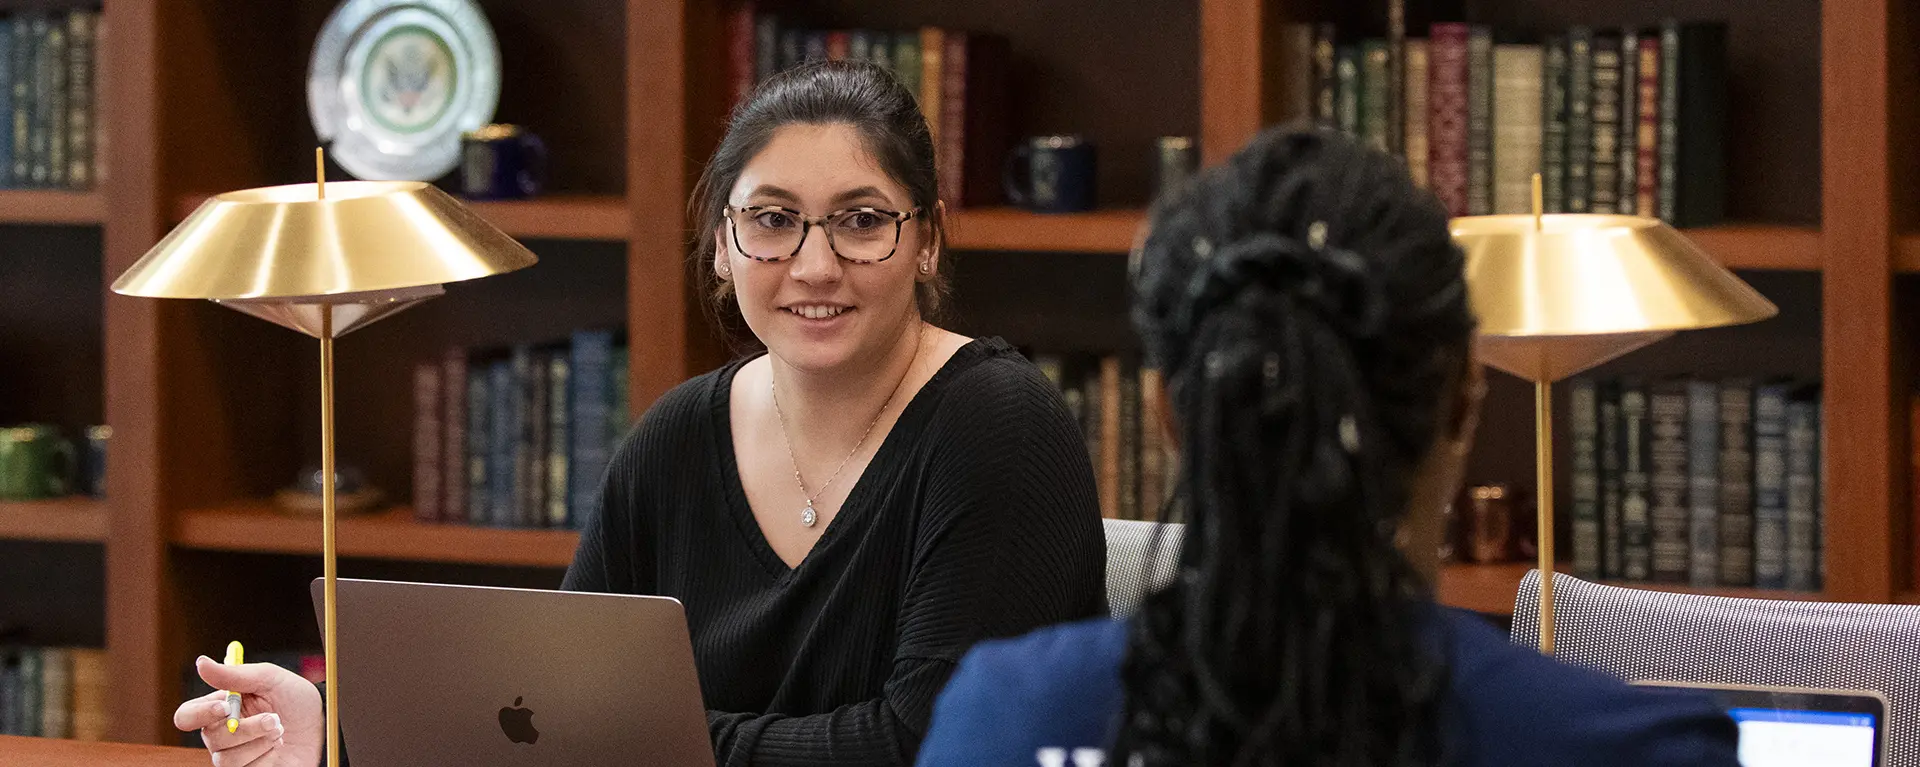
[559,336,1107,765]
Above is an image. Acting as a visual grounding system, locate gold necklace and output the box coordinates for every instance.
[770,328,923,528]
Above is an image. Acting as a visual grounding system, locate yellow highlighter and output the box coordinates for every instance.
[223,641,244,733]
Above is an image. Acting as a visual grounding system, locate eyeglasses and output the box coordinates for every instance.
[725,204,920,264]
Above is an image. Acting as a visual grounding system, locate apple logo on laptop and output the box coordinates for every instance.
[499,696,539,744]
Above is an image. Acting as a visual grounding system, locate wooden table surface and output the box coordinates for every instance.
[0,735,209,766]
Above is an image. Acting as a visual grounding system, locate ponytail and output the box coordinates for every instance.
[1114,127,1475,767]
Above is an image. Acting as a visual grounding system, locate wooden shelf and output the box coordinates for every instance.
[0,189,107,225]
[0,497,108,543]
[1684,223,1821,271]
[1437,562,1532,615]
[175,193,629,242]
[1432,562,1833,616]
[173,503,578,568]
[945,207,1146,253]
[464,195,629,241]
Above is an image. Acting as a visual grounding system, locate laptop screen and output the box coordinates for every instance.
[1730,708,1879,767]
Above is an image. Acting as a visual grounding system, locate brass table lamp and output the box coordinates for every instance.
[111,151,537,766]
[1452,176,1776,655]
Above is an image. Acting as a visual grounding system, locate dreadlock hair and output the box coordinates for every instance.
[1112,126,1476,767]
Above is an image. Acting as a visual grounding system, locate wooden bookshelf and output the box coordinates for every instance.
[946,207,1147,253]
[173,503,578,569]
[0,190,107,226]
[9,0,1903,747]
[0,498,108,543]
[174,193,629,242]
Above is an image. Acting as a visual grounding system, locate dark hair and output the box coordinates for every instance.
[1113,127,1476,767]
[690,60,950,327]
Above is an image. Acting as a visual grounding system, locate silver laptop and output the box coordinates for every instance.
[309,578,715,767]
[1635,680,1887,767]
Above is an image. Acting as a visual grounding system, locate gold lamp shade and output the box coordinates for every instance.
[111,180,538,336]
[1453,213,1779,382]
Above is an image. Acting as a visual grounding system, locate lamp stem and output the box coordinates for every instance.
[316,148,327,200]
[321,308,339,767]
[1535,379,1556,655]
[1531,172,1544,231]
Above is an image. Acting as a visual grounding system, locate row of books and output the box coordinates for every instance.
[1567,377,1823,591]
[1032,354,1174,523]
[0,9,101,191]
[410,329,632,531]
[1287,20,1726,226]
[0,645,108,740]
[179,650,324,748]
[726,5,1009,207]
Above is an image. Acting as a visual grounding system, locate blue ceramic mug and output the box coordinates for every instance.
[460,124,547,200]
[1005,135,1097,213]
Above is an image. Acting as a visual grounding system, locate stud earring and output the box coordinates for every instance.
[719,263,732,279]
[918,262,931,274]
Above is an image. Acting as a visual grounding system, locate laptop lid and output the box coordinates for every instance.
[1634,681,1887,767]
[310,578,716,767]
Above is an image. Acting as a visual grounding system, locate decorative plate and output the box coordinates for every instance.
[307,0,500,181]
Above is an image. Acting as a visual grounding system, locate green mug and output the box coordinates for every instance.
[0,424,76,500]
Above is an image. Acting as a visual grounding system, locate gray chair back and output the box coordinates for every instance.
[1512,570,1920,767]
[1102,518,1183,616]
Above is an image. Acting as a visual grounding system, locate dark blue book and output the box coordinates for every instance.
[0,18,13,189]
[465,360,491,525]
[1752,381,1791,589]
[545,353,571,529]
[488,358,516,527]
[569,330,614,529]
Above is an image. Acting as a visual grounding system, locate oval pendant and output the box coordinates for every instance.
[801,506,818,527]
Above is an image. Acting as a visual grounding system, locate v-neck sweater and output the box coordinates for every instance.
[561,336,1108,766]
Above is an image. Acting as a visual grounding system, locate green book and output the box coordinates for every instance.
[892,31,922,105]
[1360,39,1390,152]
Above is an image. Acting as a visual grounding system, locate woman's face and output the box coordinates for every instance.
[716,122,934,375]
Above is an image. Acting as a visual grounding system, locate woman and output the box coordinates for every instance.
[173,61,1108,767]
[914,127,1739,766]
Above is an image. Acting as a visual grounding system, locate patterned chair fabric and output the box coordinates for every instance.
[1102,519,1183,617]
[1511,570,1920,766]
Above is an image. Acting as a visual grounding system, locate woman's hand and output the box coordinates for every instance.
[173,655,324,767]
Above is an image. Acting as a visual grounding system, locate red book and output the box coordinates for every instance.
[1634,35,1660,217]
[827,31,851,61]
[726,3,757,107]
[1427,23,1471,217]
[939,32,1011,207]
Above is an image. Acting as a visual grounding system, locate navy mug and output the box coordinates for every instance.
[460,124,546,200]
[1004,135,1096,213]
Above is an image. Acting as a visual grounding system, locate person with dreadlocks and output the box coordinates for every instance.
[913,127,1739,767]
